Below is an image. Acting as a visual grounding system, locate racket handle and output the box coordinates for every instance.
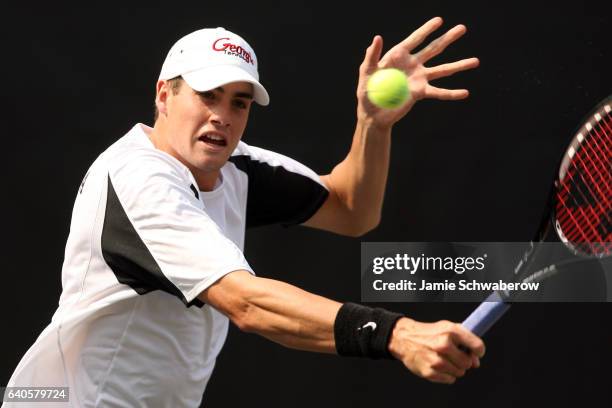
[462,292,510,337]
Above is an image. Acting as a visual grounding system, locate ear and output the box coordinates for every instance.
[155,80,171,117]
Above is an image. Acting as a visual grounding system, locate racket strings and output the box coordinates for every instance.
[578,112,611,245]
[555,102,611,256]
[570,125,611,220]
[559,126,610,228]
[581,124,610,191]
[584,116,612,189]
[571,113,611,192]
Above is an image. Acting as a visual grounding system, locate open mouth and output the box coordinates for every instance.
[198,133,227,147]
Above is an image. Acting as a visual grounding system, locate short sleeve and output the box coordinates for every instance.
[102,149,253,307]
[228,144,329,228]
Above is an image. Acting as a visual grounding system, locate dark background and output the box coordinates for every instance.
[3,1,611,407]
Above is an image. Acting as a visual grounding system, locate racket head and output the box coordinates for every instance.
[553,94,611,258]
[463,95,611,336]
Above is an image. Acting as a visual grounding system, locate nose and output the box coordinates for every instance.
[209,105,231,128]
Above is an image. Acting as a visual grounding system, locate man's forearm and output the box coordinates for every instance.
[202,271,342,353]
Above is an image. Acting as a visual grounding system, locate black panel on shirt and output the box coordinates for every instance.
[229,155,329,228]
[101,176,204,308]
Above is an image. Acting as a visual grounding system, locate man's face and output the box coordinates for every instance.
[157,79,254,182]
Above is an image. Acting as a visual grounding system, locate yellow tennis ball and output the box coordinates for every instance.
[366,68,410,109]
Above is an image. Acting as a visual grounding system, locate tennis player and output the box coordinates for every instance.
[4,18,484,407]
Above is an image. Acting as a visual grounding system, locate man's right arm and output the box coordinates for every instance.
[199,270,485,384]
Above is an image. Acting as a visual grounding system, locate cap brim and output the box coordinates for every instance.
[181,66,269,106]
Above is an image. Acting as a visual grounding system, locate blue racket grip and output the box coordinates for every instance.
[462,292,511,337]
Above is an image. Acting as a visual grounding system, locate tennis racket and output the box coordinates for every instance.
[462,94,612,337]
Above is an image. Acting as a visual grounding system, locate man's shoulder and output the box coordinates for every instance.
[229,141,319,182]
[231,140,269,160]
[105,124,158,158]
[230,141,305,169]
[99,124,192,183]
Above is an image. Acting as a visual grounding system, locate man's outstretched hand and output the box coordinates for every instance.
[357,17,480,129]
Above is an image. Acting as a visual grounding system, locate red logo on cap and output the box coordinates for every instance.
[212,38,255,65]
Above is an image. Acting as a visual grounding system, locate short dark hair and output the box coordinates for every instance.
[153,76,184,122]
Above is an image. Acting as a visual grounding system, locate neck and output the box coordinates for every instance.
[192,170,221,192]
[148,121,221,192]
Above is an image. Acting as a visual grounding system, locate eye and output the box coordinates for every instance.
[232,99,248,110]
[198,91,216,101]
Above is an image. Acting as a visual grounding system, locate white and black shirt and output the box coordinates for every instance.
[4,124,328,407]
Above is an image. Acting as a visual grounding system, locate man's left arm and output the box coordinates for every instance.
[304,17,479,236]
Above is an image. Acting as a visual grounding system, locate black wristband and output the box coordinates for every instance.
[334,302,403,359]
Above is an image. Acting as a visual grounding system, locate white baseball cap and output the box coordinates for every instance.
[159,27,269,106]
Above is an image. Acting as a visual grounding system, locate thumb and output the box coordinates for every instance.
[454,324,486,358]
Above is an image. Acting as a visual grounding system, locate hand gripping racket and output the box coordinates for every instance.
[463,94,612,336]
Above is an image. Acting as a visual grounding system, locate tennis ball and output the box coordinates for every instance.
[366,68,410,109]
